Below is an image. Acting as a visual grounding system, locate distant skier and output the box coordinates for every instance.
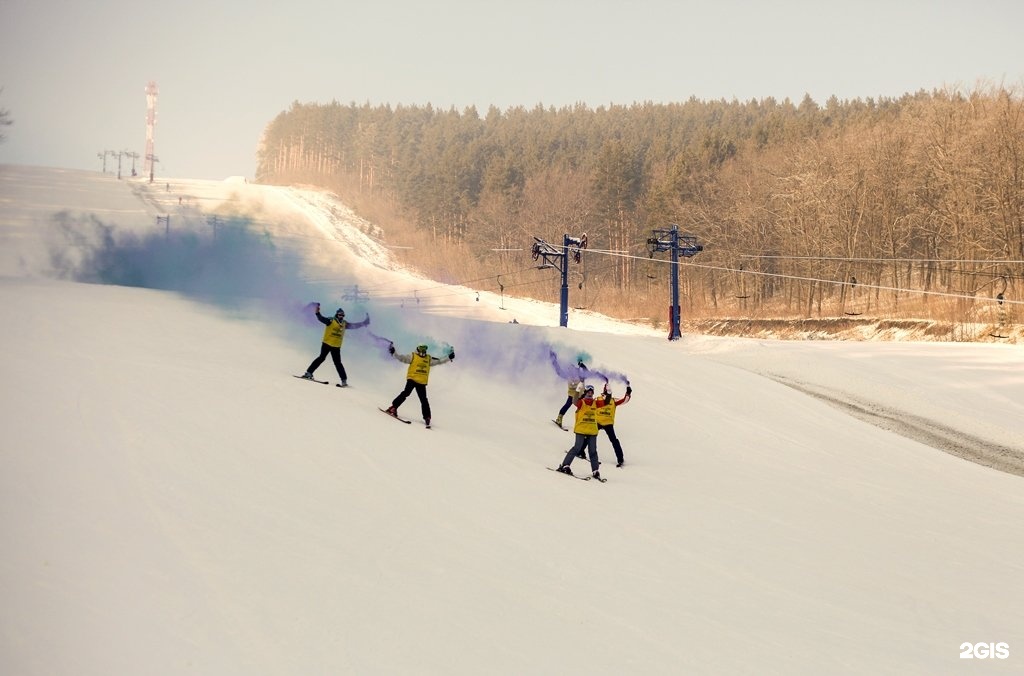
[554,359,587,429]
[596,382,632,467]
[555,383,610,480]
[383,343,454,427]
[300,304,370,386]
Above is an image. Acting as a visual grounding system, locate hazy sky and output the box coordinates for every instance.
[2,0,1022,180]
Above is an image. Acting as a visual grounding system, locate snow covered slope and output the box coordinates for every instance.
[1,165,1022,675]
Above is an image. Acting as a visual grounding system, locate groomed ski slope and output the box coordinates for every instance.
[1,165,1022,675]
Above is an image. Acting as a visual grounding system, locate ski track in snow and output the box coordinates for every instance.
[283,188,396,270]
[769,374,1024,478]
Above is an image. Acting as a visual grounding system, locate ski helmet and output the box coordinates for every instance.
[335,308,345,319]
[416,344,428,355]
[583,383,595,395]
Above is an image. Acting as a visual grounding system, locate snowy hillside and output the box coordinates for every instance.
[1,165,1022,675]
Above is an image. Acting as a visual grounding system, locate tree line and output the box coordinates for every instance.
[255,85,1023,330]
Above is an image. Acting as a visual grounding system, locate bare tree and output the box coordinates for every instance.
[0,87,12,143]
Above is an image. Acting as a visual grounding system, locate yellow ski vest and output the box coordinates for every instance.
[566,378,581,396]
[406,352,432,384]
[573,399,600,435]
[321,319,348,348]
[595,398,617,425]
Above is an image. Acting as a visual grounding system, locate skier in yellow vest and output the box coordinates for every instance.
[595,382,632,467]
[300,303,370,386]
[554,359,587,429]
[384,342,454,428]
[555,383,610,480]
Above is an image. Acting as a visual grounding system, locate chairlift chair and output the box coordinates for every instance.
[844,276,864,316]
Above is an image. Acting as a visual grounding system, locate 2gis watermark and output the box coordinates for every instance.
[960,642,1010,660]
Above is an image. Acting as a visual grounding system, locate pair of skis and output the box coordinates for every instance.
[296,376,424,427]
[378,408,430,428]
[546,467,607,483]
[296,376,427,427]
[551,421,606,481]
[293,375,348,388]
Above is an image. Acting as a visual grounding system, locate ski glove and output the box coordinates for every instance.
[625,386,632,396]
[448,349,455,360]
[388,343,395,355]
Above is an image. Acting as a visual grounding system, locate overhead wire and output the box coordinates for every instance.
[734,254,1024,264]
[252,211,1021,309]
[574,247,1024,307]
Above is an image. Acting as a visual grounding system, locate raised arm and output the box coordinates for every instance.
[346,313,371,330]
[430,348,455,366]
[389,343,413,364]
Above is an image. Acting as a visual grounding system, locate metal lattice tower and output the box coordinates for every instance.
[144,81,158,177]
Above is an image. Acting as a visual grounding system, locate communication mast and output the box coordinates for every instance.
[144,81,158,181]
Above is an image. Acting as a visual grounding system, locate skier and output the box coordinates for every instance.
[555,383,610,480]
[383,343,454,427]
[596,382,632,467]
[300,304,370,386]
[554,359,587,429]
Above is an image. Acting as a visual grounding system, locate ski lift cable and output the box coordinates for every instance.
[716,250,1024,282]
[369,266,562,300]
[735,253,1024,264]
[352,264,542,297]
[377,256,625,304]
[577,246,1024,306]
[371,272,560,303]
[298,228,1020,307]
[691,260,1024,306]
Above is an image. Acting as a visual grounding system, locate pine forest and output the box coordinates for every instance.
[256,84,1023,340]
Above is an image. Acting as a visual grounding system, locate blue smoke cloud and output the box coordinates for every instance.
[47,212,313,310]
[45,212,630,388]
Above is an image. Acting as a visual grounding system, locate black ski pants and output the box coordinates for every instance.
[307,343,348,381]
[598,423,624,464]
[558,395,573,417]
[393,379,430,420]
[562,433,599,473]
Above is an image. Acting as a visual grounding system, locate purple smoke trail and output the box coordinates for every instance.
[297,301,322,327]
[368,330,396,357]
[548,349,630,388]
[588,369,631,387]
[548,350,587,380]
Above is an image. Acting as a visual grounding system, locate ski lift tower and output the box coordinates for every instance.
[648,224,703,340]
[531,233,588,327]
[144,81,158,181]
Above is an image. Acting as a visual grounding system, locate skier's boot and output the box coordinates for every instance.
[301,371,314,380]
[337,380,348,388]
[555,414,563,427]
[385,406,398,417]
[556,465,573,475]
[592,471,602,481]
[424,417,431,428]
